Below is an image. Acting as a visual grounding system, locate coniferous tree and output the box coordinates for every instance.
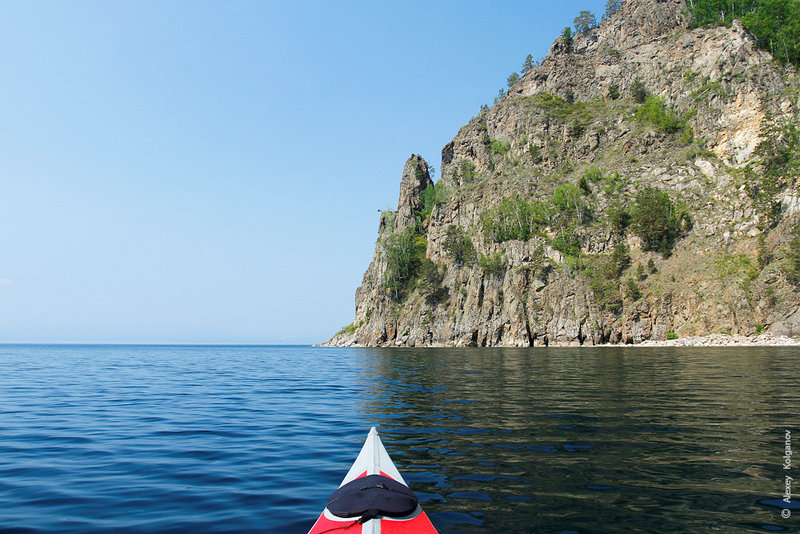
[630,187,690,256]
[521,54,534,75]
[603,0,622,20]
[507,72,520,88]
[442,225,476,265]
[494,88,505,104]
[637,263,647,281]
[574,10,597,33]
[626,277,641,300]
[561,26,573,50]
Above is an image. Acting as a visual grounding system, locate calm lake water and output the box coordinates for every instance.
[0,344,798,533]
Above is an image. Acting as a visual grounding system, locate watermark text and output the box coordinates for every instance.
[782,429,792,519]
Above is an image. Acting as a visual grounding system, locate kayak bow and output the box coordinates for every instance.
[308,427,438,534]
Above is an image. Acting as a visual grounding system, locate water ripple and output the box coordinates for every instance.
[0,345,797,533]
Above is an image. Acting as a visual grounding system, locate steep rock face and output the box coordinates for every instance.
[395,155,432,231]
[326,0,800,347]
[513,2,786,167]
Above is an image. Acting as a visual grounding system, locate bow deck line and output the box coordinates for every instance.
[308,427,438,534]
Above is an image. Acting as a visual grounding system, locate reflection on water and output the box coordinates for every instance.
[0,345,796,533]
[353,347,799,533]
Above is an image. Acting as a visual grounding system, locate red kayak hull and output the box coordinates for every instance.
[307,428,438,534]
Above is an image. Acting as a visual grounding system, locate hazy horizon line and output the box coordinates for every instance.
[0,342,318,347]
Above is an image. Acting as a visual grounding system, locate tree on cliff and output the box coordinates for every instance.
[689,0,757,25]
[631,187,691,256]
[507,72,520,88]
[552,183,588,224]
[383,228,426,300]
[574,10,597,33]
[443,225,477,265]
[742,0,800,65]
[494,88,505,104]
[689,0,800,66]
[521,54,534,75]
[749,117,800,224]
[603,0,621,20]
[561,26,573,50]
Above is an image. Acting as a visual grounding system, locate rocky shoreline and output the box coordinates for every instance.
[634,333,800,347]
[322,333,799,348]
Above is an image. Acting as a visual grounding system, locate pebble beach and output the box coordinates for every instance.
[636,333,800,347]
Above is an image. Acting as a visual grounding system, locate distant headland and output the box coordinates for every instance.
[327,0,800,347]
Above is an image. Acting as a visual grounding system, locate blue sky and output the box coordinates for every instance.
[0,0,608,344]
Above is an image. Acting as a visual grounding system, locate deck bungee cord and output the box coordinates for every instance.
[307,427,438,534]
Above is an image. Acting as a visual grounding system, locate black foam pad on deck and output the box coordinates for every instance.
[326,474,418,519]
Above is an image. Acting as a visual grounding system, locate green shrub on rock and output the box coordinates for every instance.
[608,243,631,278]
[552,224,582,256]
[418,258,447,303]
[490,139,512,155]
[586,242,633,313]
[459,160,477,183]
[383,227,427,300]
[482,195,549,243]
[578,175,591,194]
[420,181,448,219]
[631,187,691,256]
[479,252,506,276]
[552,184,590,224]
[590,276,622,314]
[443,225,477,265]
[584,166,604,183]
[635,96,687,134]
[747,118,800,225]
[607,204,631,234]
[626,277,641,300]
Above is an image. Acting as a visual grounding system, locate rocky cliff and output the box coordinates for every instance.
[326,0,800,347]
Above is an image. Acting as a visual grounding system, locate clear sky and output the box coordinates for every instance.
[0,0,608,344]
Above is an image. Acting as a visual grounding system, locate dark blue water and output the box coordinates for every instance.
[0,345,797,533]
